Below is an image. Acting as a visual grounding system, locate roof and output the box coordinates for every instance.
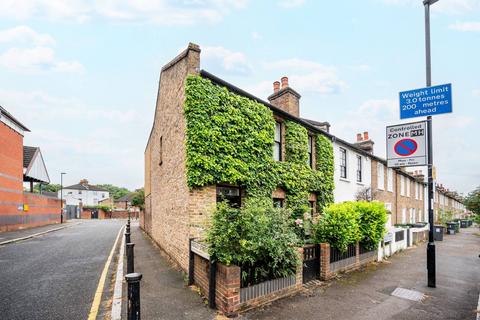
[199,70,426,185]
[23,146,50,183]
[116,193,133,202]
[0,105,30,132]
[23,146,38,168]
[63,183,109,192]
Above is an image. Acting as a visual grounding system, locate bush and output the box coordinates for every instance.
[355,201,387,250]
[312,202,361,252]
[313,201,387,252]
[207,202,300,283]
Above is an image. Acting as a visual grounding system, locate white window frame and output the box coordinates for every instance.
[400,176,405,196]
[377,163,384,190]
[406,179,410,197]
[387,168,393,192]
[402,208,406,224]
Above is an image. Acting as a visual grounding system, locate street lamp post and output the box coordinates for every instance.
[60,172,66,224]
[423,0,438,288]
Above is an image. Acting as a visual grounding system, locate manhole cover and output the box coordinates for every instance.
[391,287,425,301]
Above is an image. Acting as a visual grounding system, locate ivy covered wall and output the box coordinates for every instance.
[184,75,334,214]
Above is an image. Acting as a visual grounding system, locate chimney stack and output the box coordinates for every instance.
[273,81,280,93]
[268,76,301,117]
[354,131,374,154]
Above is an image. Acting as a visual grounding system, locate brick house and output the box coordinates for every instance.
[434,184,467,221]
[143,43,381,272]
[0,106,62,232]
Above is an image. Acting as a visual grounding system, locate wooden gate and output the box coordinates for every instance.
[303,244,320,283]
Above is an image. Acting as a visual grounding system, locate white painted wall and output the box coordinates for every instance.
[332,141,371,203]
[59,189,110,206]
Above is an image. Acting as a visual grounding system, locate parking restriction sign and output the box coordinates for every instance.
[387,121,427,168]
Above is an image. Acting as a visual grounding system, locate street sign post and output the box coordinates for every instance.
[399,83,452,119]
[386,121,427,168]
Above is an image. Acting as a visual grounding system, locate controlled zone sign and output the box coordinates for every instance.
[399,83,452,119]
[387,121,427,168]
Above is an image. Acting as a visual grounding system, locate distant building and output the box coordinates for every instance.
[23,146,50,191]
[60,179,109,206]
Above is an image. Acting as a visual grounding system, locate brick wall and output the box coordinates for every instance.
[0,121,24,231]
[146,43,201,272]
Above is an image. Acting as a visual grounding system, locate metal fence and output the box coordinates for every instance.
[358,243,376,263]
[240,275,296,303]
[330,243,356,273]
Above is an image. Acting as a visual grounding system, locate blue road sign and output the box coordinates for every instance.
[399,83,452,119]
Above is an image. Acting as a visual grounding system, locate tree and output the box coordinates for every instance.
[131,188,145,210]
[95,184,130,200]
[355,187,377,202]
[464,186,480,215]
[33,183,61,193]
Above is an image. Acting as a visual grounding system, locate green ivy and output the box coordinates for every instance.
[184,75,334,215]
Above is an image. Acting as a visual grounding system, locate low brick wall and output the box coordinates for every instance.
[0,193,62,232]
[191,248,303,315]
[320,242,377,280]
[80,208,107,219]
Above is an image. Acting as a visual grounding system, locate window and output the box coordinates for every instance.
[340,148,347,179]
[410,208,415,223]
[387,168,393,192]
[216,186,241,208]
[102,193,105,198]
[78,190,82,195]
[356,156,362,182]
[273,122,282,161]
[307,135,313,168]
[406,180,410,197]
[377,163,384,190]
[402,208,406,224]
[273,198,284,208]
[400,176,405,196]
[159,136,163,166]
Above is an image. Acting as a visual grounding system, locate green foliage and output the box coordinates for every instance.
[96,184,130,200]
[34,183,61,193]
[131,188,145,210]
[438,210,454,226]
[355,201,387,250]
[83,204,112,213]
[313,202,361,252]
[207,202,299,282]
[313,201,387,251]
[465,186,480,215]
[184,75,335,217]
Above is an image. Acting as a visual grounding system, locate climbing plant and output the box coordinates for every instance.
[184,75,334,215]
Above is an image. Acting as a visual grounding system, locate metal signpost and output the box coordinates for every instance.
[387,0,451,288]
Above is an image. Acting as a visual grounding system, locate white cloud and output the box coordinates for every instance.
[0,0,247,25]
[278,0,305,8]
[449,21,480,32]
[202,46,252,75]
[0,46,84,73]
[381,0,480,14]
[0,25,55,45]
[264,58,347,94]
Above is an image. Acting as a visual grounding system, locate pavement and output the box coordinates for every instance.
[243,226,480,320]
[125,221,216,320]
[0,220,78,244]
[0,219,125,320]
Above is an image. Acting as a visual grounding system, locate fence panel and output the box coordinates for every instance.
[330,243,356,273]
[240,276,296,303]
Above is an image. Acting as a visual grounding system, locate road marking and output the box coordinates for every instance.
[111,225,126,320]
[0,223,81,246]
[87,225,124,320]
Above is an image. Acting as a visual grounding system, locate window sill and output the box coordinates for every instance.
[356,182,364,186]
[339,178,350,183]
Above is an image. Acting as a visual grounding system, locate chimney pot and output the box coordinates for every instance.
[363,131,369,140]
[356,133,363,142]
[273,81,280,93]
[281,76,289,88]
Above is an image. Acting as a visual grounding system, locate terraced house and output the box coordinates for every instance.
[143,43,382,272]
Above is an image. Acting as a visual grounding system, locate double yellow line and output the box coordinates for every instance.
[87,225,124,320]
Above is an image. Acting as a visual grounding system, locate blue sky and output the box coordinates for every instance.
[0,0,478,194]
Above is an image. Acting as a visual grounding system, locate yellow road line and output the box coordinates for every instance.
[87,225,124,320]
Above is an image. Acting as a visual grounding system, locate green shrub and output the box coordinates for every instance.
[354,201,387,250]
[207,202,300,283]
[313,201,387,251]
[313,202,361,252]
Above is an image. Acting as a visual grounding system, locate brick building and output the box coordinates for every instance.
[0,106,62,232]
[143,43,384,272]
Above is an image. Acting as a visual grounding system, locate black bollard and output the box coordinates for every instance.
[126,223,130,234]
[125,231,131,244]
[126,243,135,274]
[125,273,142,320]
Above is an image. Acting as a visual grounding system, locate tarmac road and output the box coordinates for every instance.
[0,220,124,320]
